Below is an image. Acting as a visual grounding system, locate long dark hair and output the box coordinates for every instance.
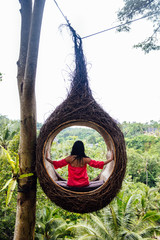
[71,141,88,162]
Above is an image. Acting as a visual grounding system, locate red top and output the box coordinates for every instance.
[52,159,104,187]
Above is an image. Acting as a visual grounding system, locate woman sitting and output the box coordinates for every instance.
[46,140,114,190]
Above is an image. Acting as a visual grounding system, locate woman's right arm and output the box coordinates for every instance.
[45,156,68,169]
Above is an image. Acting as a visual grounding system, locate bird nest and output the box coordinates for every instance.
[36,25,127,213]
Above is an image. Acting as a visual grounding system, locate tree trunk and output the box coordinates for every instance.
[14,0,46,239]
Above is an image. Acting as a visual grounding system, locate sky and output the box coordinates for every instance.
[0,0,160,124]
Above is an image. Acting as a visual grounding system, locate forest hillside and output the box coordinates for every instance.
[0,115,160,239]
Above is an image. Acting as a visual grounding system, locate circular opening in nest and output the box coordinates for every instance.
[50,126,107,180]
[43,120,115,191]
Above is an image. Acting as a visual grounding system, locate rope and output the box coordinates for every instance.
[53,0,70,25]
[82,13,156,39]
[53,0,156,40]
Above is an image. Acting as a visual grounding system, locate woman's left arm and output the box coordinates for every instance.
[104,151,114,165]
[46,157,53,164]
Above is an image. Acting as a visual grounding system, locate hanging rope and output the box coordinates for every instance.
[82,13,156,39]
[66,25,90,93]
[53,0,70,25]
[53,0,156,40]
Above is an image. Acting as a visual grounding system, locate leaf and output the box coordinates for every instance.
[18,173,34,179]
[67,224,102,239]
[0,72,2,81]
[36,221,46,230]
[14,154,19,175]
[6,178,17,206]
[142,211,160,222]
[0,145,15,170]
[35,233,45,240]
[0,178,12,192]
[78,235,96,240]
[90,213,109,235]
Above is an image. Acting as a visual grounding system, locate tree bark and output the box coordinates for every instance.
[14,0,46,239]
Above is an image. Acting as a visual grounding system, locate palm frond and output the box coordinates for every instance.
[6,178,17,206]
[140,225,160,238]
[90,213,109,235]
[67,223,103,240]
[78,234,97,240]
[124,231,143,240]
[142,211,160,223]
[108,205,118,232]
[35,232,45,240]
[0,178,12,192]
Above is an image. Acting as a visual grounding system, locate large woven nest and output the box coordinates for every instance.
[36,26,127,213]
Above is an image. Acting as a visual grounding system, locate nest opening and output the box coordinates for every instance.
[43,120,116,191]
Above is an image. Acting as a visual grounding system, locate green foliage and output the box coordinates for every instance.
[0,146,33,206]
[0,115,20,149]
[134,36,160,53]
[0,115,160,239]
[121,121,160,187]
[121,121,145,137]
[57,127,104,144]
[0,146,17,239]
[117,0,160,53]
[70,182,160,239]
[0,206,16,240]
[0,73,2,81]
[121,121,160,138]
[126,135,160,152]
[35,206,77,239]
[7,132,20,155]
[127,148,160,187]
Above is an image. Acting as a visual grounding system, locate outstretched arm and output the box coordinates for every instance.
[104,150,114,165]
[45,152,69,169]
[86,151,114,169]
[46,151,53,164]
[46,157,53,164]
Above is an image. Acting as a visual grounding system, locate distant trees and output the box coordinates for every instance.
[57,127,104,144]
[126,135,160,151]
[127,148,160,187]
[121,121,160,138]
[117,0,160,53]
[122,121,160,187]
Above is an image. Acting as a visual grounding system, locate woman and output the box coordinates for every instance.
[46,140,114,188]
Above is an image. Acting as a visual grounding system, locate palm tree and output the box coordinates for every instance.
[35,205,74,240]
[68,182,160,239]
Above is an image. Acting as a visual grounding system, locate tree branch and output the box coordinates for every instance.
[24,0,46,97]
[17,0,32,94]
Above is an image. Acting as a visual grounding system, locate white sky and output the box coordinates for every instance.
[0,0,160,124]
